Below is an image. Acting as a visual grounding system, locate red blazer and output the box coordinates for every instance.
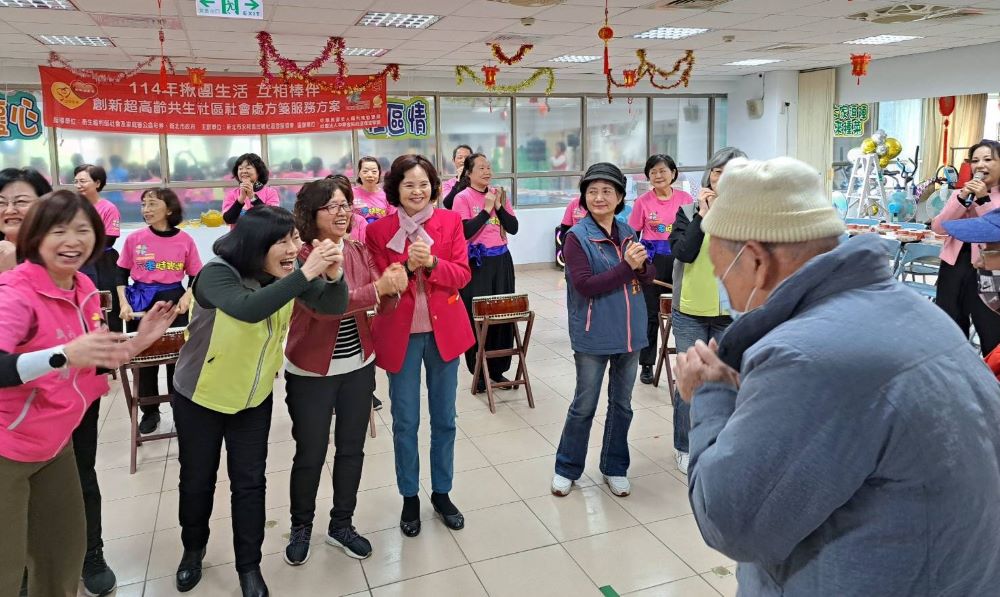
[365,209,474,373]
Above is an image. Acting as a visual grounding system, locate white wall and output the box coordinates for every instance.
[726,71,798,160]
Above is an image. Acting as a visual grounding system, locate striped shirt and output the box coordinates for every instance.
[333,315,362,360]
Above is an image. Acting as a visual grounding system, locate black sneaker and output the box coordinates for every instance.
[491,375,514,391]
[372,397,383,411]
[640,365,654,385]
[81,547,116,597]
[326,526,372,560]
[138,411,160,434]
[284,524,312,566]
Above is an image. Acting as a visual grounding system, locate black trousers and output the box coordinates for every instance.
[125,286,188,415]
[71,398,103,553]
[461,251,516,379]
[173,394,272,574]
[285,363,374,530]
[84,248,123,334]
[936,243,1000,356]
[639,253,674,367]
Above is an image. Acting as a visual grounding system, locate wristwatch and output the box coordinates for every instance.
[49,345,68,369]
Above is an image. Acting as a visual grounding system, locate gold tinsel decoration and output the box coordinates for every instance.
[455,65,555,95]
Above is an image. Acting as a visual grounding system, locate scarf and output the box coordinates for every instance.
[387,204,435,253]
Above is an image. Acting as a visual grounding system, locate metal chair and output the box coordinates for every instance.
[894,243,941,300]
[846,217,879,226]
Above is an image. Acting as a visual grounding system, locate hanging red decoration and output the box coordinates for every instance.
[481,65,500,88]
[490,43,533,65]
[539,100,549,116]
[187,67,207,87]
[598,0,614,75]
[622,68,638,88]
[939,96,957,165]
[605,50,695,102]
[256,32,400,96]
[47,52,171,85]
[850,53,870,85]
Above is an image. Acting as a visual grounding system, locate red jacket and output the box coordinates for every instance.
[364,209,475,373]
[285,240,378,375]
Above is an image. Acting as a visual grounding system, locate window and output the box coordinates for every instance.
[876,99,922,166]
[651,97,709,167]
[440,96,512,174]
[167,135,261,182]
[515,97,581,174]
[56,129,160,185]
[267,131,352,209]
[516,176,580,207]
[586,98,648,170]
[358,96,437,176]
[0,93,51,181]
[713,98,728,152]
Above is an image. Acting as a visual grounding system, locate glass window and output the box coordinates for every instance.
[876,99,922,165]
[166,135,261,182]
[515,176,581,207]
[56,129,160,185]
[651,98,709,167]
[267,132,352,209]
[585,98,648,170]
[516,97,581,174]
[440,96,512,175]
[713,98,728,153]
[0,93,51,182]
[174,188,225,221]
[358,96,437,177]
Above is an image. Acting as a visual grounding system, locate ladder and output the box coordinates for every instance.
[845,154,889,219]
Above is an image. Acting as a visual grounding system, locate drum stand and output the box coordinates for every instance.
[472,311,536,414]
[119,355,178,474]
[652,311,676,394]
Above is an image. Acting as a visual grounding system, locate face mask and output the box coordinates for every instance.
[717,244,758,320]
[978,269,1000,312]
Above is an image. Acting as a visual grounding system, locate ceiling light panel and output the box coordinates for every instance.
[634,27,708,40]
[343,47,388,57]
[356,12,441,29]
[34,35,114,46]
[550,55,600,63]
[0,0,75,8]
[725,59,783,66]
[844,34,922,45]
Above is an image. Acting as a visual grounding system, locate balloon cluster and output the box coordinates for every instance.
[859,129,902,169]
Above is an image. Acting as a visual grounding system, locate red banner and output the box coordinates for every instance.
[39,66,388,135]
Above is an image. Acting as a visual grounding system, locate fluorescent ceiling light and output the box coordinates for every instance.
[34,35,114,46]
[725,59,783,66]
[550,55,600,63]
[344,47,388,57]
[356,12,440,29]
[634,27,708,40]
[0,0,76,8]
[844,34,921,45]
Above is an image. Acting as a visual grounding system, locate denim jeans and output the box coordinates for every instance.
[671,310,732,453]
[387,333,459,497]
[555,351,640,480]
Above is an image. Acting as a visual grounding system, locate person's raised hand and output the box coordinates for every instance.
[676,339,739,403]
[698,188,716,217]
[408,240,433,270]
[64,330,132,370]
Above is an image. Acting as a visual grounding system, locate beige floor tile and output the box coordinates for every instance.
[450,501,557,563]
[630,434,681,471]
[358,449,400,492]
[360,522,468,588]
[525,485,640,542]
[264,438,300,473]
[470,427,555,465]
[155,481,232,531]
[95,437,171,471]
[563,526,695,593]
[143,560,241,596]
[352,486,435,535]
[583,443,664,483]
[648,405,676,423]
[418,437,491,481]
[495,455,596,500]
[455,405,529,437]
[702,565,738,597]
[473,544,597,597]
[602,472,691,524]
[354,423,395,456]
[91,582,144,597]
[263,466,334,511]
[532,419,605,449]
[647,514,734,573]
[624,575,721,597]
[101,532,154,587]
[101,493,161,541]
[370,565,487,597]
[146,521,235,580]
[258,546,368,596]
[421,466,519,513]
[97,460,166,501]
[507,397,572,427]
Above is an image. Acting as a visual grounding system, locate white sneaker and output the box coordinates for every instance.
[676,452,690,476]
[551,474,573,497]
[604,475,631,497]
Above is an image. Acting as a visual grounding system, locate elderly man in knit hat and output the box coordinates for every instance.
[676,157,1000,596]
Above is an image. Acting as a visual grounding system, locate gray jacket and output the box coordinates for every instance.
[688,234,1000,596]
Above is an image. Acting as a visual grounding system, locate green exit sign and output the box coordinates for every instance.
[196,0,263,20]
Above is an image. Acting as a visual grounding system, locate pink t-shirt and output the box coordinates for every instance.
[222,185,281,215]
[561,197,587,227]
[117,227,203,285]
[352,186,395,224]
[349,212,367,244]
[452,187,515,249]
[441,177,460,200]
[628,189,693,241]
[94,198,121,237]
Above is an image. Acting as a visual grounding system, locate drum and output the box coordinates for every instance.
[472,293,530,320]
[99,290,113,312]
[659,294,673,316]
[127,327,186,364]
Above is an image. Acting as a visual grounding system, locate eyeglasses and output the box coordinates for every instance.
[585,188,618,199]
[320,203,352,214]
[0,198,34,210]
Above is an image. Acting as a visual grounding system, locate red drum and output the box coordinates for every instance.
[659,294,673,316]
[99,290,113,312]
[472,293,530,320]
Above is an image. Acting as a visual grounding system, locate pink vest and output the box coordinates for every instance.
[0,262,109,462]
[932,188,1000,266]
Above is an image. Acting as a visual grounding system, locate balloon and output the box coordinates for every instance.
[879,155,891,169]
[885,137,902,159]
[873,129,887,143]
[861,138,877,154]
[847,147,864,163]
[876,143,888,157]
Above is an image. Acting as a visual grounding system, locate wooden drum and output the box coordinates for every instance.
[473,293,530,320]
[127,327,187,364]
[99,290,113,312]
[659,294,673,316]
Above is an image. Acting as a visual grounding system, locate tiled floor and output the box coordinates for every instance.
[88,266,737,597]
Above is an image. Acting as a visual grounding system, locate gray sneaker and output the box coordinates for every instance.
[327,526,372,560]
[284,524,312,566]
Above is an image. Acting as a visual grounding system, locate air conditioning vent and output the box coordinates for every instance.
[645,0,731,9]
[92,13,182,29]
[756,43,819,52]
[846,4,989,25]
[482,33,545,44]
[486,0,565,7]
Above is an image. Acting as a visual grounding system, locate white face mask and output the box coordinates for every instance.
[717,244,758,320]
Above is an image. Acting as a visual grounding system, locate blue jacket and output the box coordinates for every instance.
[689,234,1000,596]
[565,216,648,355]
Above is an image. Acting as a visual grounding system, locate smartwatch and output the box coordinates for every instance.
[49,346,68,369]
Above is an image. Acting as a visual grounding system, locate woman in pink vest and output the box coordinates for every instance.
[932,139,1000,355]
[365,155,474,539]
[0,191,175,596]
[222,153,280,227]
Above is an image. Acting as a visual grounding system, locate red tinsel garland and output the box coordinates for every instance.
[605,49,695,102]
[490,43,533,65]
[256,31,400,96]
[48,52,174,84]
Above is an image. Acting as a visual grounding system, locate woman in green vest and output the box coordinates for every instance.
[169,206,348,597]
[667,147,746,476]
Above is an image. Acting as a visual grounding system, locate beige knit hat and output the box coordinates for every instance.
[701,157,846,243]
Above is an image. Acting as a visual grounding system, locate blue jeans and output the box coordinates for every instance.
[387,333,459,497]
[555,351,640,480]
[671,310,732,453]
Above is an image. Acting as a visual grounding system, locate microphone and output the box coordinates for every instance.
[964,171,987,205]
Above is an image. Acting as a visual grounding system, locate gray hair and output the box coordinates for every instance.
[701,147,748,189]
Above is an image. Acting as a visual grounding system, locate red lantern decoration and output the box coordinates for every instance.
[481,65,499,88]
[188,67,206,87]
[850,53,870,85]
[622,68,638,88]
[598,25,614,75]
[939,96,957,165]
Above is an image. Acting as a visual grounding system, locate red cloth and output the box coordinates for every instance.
[986,345,1000,382]
[364,209,474,373]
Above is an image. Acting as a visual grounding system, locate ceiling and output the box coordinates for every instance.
[3,0,1000,84]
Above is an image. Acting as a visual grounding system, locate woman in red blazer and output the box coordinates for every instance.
[365,154,474,538]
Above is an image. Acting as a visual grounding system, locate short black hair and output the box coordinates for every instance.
[18,190,105,267]
[141,187,184,228]
[73,164,107,191]
[384,155,440,207]
[356,156,381,185]
[644,154,679,183]
[231,153,269,186]
[296,177,354,243]
[212,205,295,278]
[453,144,473,159]
[968,139,1000,162]
[0,168,52,198]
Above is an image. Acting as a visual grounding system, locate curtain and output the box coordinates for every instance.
[919,93,988,180]
[796,69,836,193]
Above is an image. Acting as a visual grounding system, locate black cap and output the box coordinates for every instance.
[580,162,626,198]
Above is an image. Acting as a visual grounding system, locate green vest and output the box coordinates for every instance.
[679,234,728,318]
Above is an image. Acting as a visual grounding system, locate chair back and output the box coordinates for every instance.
[845,217,879,226]
[894,242,942,279]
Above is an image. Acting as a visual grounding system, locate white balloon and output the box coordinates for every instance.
[873,129,887,143]
[876,143,888,156]
[847,147,864,162]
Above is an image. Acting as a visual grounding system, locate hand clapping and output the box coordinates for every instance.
[300,239,343,281]
[675,339,740,403]
[624,241,648,270]
[407,240,433,271]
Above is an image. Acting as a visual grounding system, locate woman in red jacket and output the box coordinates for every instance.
[365,155,474,538]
